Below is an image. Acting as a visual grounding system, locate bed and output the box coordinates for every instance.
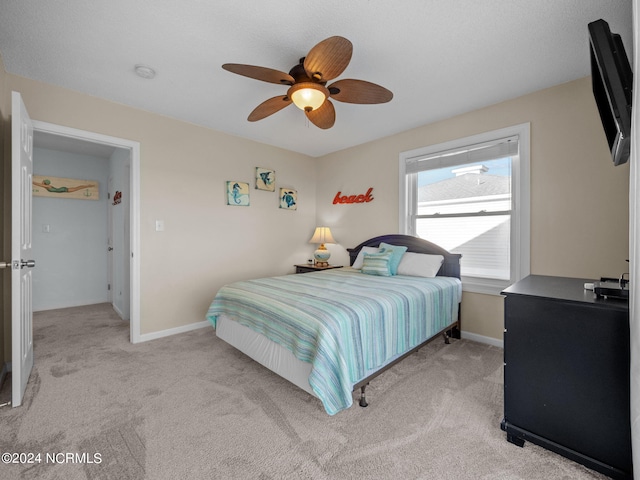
[206,234,462,415]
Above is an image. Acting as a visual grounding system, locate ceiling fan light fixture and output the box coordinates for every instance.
[288,82,328,112]
[223,36,391,129]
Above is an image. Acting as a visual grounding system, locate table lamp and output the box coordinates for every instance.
[309,227,336,267]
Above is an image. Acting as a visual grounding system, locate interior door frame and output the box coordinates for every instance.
[107,175,114,307]
[31,120,142,343]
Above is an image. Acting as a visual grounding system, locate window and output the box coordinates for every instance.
[399,124,530,294]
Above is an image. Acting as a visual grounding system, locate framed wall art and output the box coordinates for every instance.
[255,167,276,191]
[226,181,250,206]
[32,175,99,200]
[279,188,297,210]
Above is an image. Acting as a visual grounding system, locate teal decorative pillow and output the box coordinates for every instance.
[379,242,408,275]
[361,249,393,277]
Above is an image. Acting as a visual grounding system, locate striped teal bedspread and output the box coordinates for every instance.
[206,268,461,415]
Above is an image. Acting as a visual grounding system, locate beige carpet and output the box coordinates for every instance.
[0,304,607,480]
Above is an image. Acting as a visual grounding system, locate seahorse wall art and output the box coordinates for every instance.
[32,175,99,200]
[226,181,250,206]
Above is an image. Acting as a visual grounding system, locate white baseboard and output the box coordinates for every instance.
[460,331,504,349]
[136,322,503,348]
[112,303,127,320]
[137,320,210,343]
[34,298,109,312]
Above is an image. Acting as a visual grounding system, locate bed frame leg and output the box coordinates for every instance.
[359,384,369,407]
[442,331,450,344]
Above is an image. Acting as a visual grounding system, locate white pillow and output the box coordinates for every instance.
[352,246,381,269]
[396,252,444,278]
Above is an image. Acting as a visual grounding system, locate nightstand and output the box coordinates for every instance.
[294,264,343,274]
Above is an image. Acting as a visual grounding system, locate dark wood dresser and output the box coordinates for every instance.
[501,275,632,479]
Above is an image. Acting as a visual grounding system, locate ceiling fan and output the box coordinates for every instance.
[222,36,393,129]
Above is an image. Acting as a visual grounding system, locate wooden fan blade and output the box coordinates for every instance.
[248,96,293,121]
[222,64,294,85]
[303,36,353,82]
[305,99,336,129]
[328,79,393,104]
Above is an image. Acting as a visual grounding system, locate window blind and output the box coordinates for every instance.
[405,135,519,174]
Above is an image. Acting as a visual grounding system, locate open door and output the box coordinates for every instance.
[11,91,35,407]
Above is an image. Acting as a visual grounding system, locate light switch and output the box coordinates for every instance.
[155,220,164,232]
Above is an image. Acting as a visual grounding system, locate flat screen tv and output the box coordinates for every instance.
[588,19,633,166]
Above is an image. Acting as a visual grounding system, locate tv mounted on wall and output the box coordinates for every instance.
[588,19,633,166]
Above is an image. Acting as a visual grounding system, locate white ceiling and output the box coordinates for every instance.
[0,0,633,158]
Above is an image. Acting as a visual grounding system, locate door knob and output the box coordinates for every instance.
[20,259,36,269]
[108,247,113,252]
[0,261,9,269]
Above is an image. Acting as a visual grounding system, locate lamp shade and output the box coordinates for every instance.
[309,227,336,245]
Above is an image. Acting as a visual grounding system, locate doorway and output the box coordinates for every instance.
[31,120,141,343]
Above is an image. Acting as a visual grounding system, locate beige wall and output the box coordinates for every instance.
[1,71,629,345]
[4,73,316,338]
[316,77,630,341]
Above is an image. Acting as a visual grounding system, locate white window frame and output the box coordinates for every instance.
[399,123,530,295]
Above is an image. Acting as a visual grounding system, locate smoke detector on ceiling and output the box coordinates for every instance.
[134,64,156,79]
